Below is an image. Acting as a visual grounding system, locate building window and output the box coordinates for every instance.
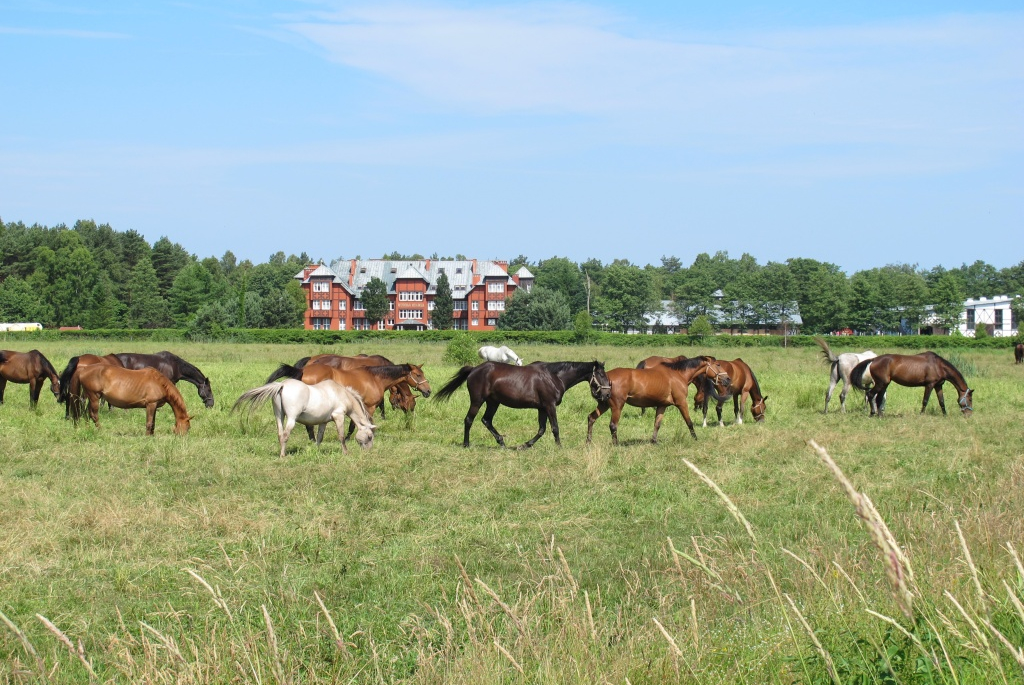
[399,292,424,301]
[312,317,332,330]
[338,319,346,331]
[338,300,346,311]
[486,318,497,326]
[966,308,975,327]
[389,301,395,311]
[471,318,479,327]
[995,309,1004,327]
[312,280,330,293]
[428,301,435,310]
[454,301,468,311]
[488,282,504,293]
[472,301,479,311]
[487,300,504,311]
[354,299,365,311]
[399,310,423,319]
[453,319,467,330]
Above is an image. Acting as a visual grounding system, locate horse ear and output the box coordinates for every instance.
[370,423,379,430]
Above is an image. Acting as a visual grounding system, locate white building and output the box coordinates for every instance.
[958,295,1019,337]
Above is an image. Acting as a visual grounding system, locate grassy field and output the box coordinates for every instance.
[1,339,1022,684]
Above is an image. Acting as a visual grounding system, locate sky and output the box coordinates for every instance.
[1,1,1022,274]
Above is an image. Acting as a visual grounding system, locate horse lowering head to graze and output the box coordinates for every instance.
[587,357,730,445]
[0,349,62,409]
[692,358,767,427]
[267,353,417,417]
[434,360,609,448]
[478,345,523,366]
[850,351,973,417]
[113,351,215,408]
[814,337,876,413]
[233,378,376,458]
[69,364,192,435]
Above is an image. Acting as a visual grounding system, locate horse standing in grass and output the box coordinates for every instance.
[586,357,731,445]
[478,345,523,366]
[850,352,973,417]
[233,379,376,457]
[58,354,124,417]
[69,365,192,435]
[814,337,876,413]
[693,358,767,427]
[268,353,417,416]
[635,355,731,416]
[435,361,611,448]
[113,351,215,408]
[1016,343,1023,364]
[0,349,61,408]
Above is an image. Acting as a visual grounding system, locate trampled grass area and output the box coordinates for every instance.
[1,340,1022,683]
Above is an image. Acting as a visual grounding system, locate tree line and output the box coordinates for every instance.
[2,220,1021,335]
[0,220,308,332]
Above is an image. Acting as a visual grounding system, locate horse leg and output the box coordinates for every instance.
[88,394,102,428]
[521,408,550,449]
[586,401,609,444]
[609,403,623,445]
[279,416,297,458]
[727,394,736,426]
[315,422,327,446]
[29,378,40,409]
[333,416,349,454]
[306,424,317,441]
[932,383,947,415]
[145,403,157,435]
[677,399,698,440]
[0,377,5,404]
[480,400,506,448]
[825,365,839,413]
[651,406,667,443]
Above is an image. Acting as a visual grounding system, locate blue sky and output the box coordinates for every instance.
[2,1,1021,273]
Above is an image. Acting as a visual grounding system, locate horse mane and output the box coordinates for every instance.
[926,351,969,387]
[540,360,595,376]
[32,350,59,382]
[663,357,710,372]
[58,356,81,404]
[366,363,412,380]
[155,372,189,420]
[738,358,764,397]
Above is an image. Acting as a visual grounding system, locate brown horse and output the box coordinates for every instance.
[57,354,124,416]
[268,354,417,416]
[635,354,731,415]
[587,357,731,445]
[272,362,430,440]
[0,349,61,408]
[1016,343,1023,364]
[69,365,192,435]
[850,351,973,417]
[693,358,767,427]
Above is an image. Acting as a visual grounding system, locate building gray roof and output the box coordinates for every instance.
[312,259,514,299]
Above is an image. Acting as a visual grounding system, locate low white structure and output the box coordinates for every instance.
[958,295,1019,337]
[0,322,43,332]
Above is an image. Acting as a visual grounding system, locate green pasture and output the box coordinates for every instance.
[1,339,1022,684]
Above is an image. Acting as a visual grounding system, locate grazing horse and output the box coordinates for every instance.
[268,353,417,417]
[69,365,192,435]
[814,337,877,413]
[587,357,730,445]
[271,362,430,441]
[478,345,523,366]
[113,351,215,408]
[693,358,767,427]
[1016,343,1023,364]
[435,361,611,448]
[232,379,376,457]
[0,349,61,408]
[57,354,124,417]
[850,352,973,417]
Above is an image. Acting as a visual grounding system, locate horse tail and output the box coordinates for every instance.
[704,375,731,402]
[814,337,838,364]
[635,359,647,369]
[232,382,285,418]
[434,366,474,402]
[293,356,312,370]
[266,363,303,384]
[58,356,81,405]
[850,359,873,390]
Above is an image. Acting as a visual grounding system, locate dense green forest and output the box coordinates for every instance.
[1,220,1022,335]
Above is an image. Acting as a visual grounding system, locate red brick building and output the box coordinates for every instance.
[296,259,534,331]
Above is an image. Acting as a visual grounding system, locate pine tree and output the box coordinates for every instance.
[431,272,454,330]
[127,254,171,328]
[361,277,390,329]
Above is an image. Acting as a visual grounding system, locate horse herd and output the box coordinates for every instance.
[0,340,982,456]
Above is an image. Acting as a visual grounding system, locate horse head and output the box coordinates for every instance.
[174,413,193,435]
[589,362,611,402]
[49,377,61,399]
[354,422,376,449]
[702,359,732,391]
[407,364,432,398]
[752,395,768,422]
[958,388,974,415]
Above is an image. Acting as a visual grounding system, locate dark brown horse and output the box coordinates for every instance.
[113,351,215,408]
[272,362,430,440]
[268,353,417,416]
[1016,343,1023,364]
[693,358,767,427]
[850,352,973,417]
[435,361,611,448]
[587,357,730,444]
[69,364,192,435]
[0,349,61,408]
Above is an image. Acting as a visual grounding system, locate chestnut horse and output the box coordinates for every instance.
[268,354,417,416]
[0,349,61,408]
[271,362,430,441]
[587,357,730,445]
[693,358,767,427]
[435,361,611,448]
[635,354,731,415]
[1016,343,1023,364]
[850,351,973,417]
[69,365,191,435]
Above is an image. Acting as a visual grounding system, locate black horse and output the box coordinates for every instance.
[113,351,215,408]
[434,360,611,448]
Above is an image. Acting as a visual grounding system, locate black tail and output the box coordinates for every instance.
[266,363,304,383]
[293,356,312,370]
[58,356,81,405]
[850,358,873,390]
[0,351,7,365]
[434,366,474,401]
[636,360,647,369]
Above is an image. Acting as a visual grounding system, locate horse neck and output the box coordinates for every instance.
[161,379,190,421]
[37,353,60,384]
[551,362,593,389]
[371,364,413,389]
[176,360,205,387]
[939,359,969,392]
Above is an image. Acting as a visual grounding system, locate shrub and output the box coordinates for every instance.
[443,333,479,366]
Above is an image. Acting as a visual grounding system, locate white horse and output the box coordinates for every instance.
[814,337,877,413]
[478,345,523,366]
[232,379,376,458]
